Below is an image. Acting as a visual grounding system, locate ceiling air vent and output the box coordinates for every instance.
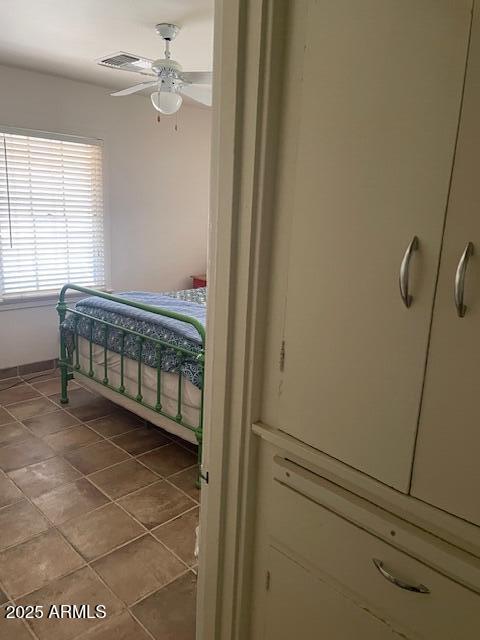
[100,53,140,67]
[97,52,153,74]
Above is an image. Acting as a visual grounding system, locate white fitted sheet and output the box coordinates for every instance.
[76,337,201,444]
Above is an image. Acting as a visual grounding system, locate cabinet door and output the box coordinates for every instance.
[277,0,472,490]
[411,3,480,526]
[265,546,408,640]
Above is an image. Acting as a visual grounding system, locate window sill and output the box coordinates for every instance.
[0,289,112,312]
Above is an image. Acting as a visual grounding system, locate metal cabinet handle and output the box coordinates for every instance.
[373,559,430,594]
[454,242,474,318]
[399,236,419,308]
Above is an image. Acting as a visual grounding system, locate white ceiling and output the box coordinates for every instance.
[0,0,214,90]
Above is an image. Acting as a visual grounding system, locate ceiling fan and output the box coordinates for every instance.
[97,23,212,115]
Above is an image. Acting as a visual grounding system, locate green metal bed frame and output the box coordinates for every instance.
[57,284,205,471]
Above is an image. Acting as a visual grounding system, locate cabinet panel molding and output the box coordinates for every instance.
[272,0,472,490]
[411,1,480,526]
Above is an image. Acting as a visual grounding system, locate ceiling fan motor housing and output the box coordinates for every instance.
[151,58,182,75]
[155,23,180,41]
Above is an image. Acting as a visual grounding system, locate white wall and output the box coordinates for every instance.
[0,64,211,369]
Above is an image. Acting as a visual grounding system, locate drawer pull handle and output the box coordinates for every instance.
[373,559,430,594]
[399,235,418,308]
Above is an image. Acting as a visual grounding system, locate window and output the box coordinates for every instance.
[0,128,105,301]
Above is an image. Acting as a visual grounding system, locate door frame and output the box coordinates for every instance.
[197,0,283,637]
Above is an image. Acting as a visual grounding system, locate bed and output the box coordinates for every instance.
[56,284,206,465]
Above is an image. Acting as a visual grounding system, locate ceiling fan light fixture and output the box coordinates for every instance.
[150,90,183,115]
[104,22,212,112]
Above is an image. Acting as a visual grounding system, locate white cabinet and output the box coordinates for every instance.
[411,3,480,526]
[262,460,480,640]
[275,0,472,491]
[265,547,403,640]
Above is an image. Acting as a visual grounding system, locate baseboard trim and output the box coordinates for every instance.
[0,358,58,380]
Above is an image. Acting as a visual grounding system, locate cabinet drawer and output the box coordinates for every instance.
[265,546,405,640]
[269,478,480,639]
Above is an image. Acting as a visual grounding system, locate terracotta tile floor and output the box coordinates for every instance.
[0,371,199,639]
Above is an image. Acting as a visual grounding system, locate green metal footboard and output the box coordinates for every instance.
[57,284,205,475]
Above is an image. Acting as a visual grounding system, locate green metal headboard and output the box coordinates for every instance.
[57,284,205,469]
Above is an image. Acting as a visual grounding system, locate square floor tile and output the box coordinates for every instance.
[0,384,41,406]
[64,440,129,475]
[0,421,32,448]
[0,438,55,472]
[153,508,199,566]
[60,503,144,561]
[22,410,80,437]
[118,481,195,529]
[33,478,109,525]
[92,535,184,605]
[132,572,196,640]
[79,611,151,640]
[31,378,80,397]
[87,411,143,438]
[50,387,97,408]
[51,388,116,422]
[137,443,197,477]
[0,407,14,426]
[0,608,33,639]
[0,529,83,598]
[111,426,170,456]
[169,466,200,502]
[0,474,22,508]
[6,397,57,421]
[44,425,102,454]
[19,566,123,640]
[89,460,158,500]
[8,457,81,499]
[0,499,50,550]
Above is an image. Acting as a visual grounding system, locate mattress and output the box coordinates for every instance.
[63,288,207,389]
[77,337,201,444]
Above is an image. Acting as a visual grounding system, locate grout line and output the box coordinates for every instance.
[2,397,58,414]
[127,568,192,609]
[85,421,145,439]
[86,473,163,503]
[164,474,200,505]
[121,611,158,640]
[0,521,52,555]
[74,609,158,640]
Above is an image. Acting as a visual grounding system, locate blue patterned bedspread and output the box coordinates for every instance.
[63,288,207,389]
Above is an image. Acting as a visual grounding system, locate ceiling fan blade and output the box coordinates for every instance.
[180,71,212,85]
[180,84,212,106]
[110,80,158,97]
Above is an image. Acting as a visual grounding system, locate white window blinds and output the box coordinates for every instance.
[0,129,105,300]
